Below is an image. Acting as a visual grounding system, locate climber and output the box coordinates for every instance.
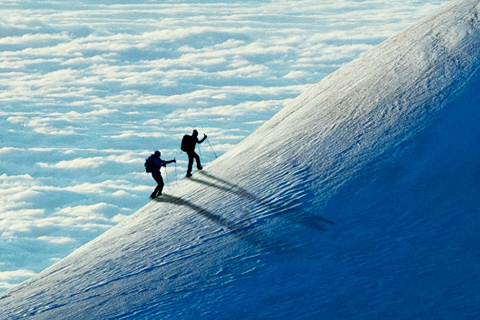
[145,150,176,198]
[181,129,206,177]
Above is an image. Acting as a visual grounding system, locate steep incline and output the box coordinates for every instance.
[1,0,480,318]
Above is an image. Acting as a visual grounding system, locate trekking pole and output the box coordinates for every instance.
[174,158,177,183]
[198,144,202,160]
[164,164,168,186]
[206,137,218,159]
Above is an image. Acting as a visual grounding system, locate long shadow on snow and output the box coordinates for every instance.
[155,194,291,253]
[192,171,335,231]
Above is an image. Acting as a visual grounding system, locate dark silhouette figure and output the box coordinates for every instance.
[149,150,176,199]
[181,129,206,177]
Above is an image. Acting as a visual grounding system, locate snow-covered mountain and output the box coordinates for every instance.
[1,0,480,318]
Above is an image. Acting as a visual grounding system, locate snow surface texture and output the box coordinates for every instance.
[1,0,480,318]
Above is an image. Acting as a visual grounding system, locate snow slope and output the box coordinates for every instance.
[1,0,480,318]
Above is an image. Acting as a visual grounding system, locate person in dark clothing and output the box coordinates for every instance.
[150,150,176,199]
[181,129,206,177]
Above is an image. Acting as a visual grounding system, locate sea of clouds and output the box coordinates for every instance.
[0,0,449,291]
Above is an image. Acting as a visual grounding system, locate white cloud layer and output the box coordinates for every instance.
[37,236,76,244]
[0,270,36,291]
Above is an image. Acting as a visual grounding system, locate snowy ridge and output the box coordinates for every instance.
[1,0,480,318]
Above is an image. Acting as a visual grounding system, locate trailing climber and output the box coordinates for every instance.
[145,150,176,198]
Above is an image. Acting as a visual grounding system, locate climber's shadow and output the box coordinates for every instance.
[192,171,335,231]
[155,194,290,252]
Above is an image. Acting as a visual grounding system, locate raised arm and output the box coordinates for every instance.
[198,134,207,144]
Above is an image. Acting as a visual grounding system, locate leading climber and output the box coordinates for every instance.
[181,129,207,177]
